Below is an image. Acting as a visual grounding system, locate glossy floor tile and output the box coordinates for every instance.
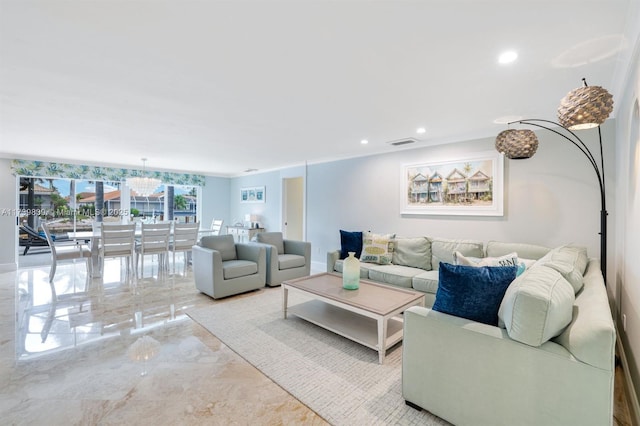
[2,253,634,425]
[1,256,326,425]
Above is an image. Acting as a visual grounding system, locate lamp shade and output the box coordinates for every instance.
[557,85,613,130]
[495,129,539,159]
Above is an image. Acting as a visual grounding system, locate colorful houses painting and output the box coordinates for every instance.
[403,152,501,216]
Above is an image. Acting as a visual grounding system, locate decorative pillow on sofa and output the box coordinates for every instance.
[392,237,431,270]
[455,251,534,277]
[339,230,363,259]
[433,262,517,326]
[454,251,519,267]
[498,265,575,347]
[360,232,394,265]
[534,245,588,293]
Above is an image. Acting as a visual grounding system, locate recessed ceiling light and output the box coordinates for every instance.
[360,139,369,145]
[498,50,518,64]
[416,127,426,134]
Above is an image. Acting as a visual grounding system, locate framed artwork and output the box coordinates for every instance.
[400,151,504,216]
[241,186,266,203]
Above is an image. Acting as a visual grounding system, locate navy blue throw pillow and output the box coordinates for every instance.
[339,230,363,259]
[433,262,517,326]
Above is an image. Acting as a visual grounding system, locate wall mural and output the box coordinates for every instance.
[400,150,504,216]
[10,159,206,186]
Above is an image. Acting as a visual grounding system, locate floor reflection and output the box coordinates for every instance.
[16,259,194,360]
[3,256,326,425]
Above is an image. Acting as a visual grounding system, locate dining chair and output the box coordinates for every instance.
[210,219,224,236]
[100,223,136,278]
[42,222,92,283]
[135,222,171,277]
[170,222,200,275]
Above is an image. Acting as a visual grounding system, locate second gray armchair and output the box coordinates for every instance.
[193,235,266,299]
[254,232,311,286]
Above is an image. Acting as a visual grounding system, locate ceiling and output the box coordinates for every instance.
[1,1,638,177]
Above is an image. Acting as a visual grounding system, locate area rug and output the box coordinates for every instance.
[187,288,449,425]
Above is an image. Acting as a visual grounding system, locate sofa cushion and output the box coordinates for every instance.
[430,237,484,270]
[339,230,363,259]
[256,232,285,255]
[534,245,588,293]
[360,232,394,265]
[433,263,517,326]
[200,235,237,261]
[278,254,305,270]
[392,237,431,270]
[486,240,551,260]
[498,265,575,347]
[412,270,439,294]
[334,259,377,278]
[368,264,422,289]
[222,259,258,279]
[454,251,519,267]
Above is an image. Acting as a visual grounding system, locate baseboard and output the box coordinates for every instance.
[0,262,17,273]
[616,329,640,425]
[311,260,326,274]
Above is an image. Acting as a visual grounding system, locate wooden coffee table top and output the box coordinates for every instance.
[283,273,424,316]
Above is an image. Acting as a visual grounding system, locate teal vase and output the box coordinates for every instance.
[342,252,360,290]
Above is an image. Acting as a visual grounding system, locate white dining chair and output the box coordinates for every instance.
[210,219,224,236]
[42,222,92,282]
[169,222,200,275]
[135,222,171,277]
[100,223,136,278]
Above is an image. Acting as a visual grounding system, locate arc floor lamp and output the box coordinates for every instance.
[495,79,614,280]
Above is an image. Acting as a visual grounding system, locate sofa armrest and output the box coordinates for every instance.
[327,250,340,273]
[403,306,613,426]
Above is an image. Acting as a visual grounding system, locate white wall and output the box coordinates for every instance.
[614,32,640,408]
[200,175,231,230]
[230,170,281,231]
[305,124,613,269]
[0,158,18,271]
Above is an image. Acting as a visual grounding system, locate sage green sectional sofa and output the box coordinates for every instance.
[328,236,615,425]
[327,237,550,307]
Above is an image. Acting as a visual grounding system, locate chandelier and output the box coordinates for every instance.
[126,158,162,196]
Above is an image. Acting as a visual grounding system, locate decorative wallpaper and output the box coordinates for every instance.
[11,159,206,187]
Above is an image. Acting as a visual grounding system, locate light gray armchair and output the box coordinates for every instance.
[254,232,311,287]
[193,235,266,299]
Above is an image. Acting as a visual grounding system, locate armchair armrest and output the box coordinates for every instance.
[192,245,225,285]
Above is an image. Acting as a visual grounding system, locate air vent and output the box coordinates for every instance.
[387,137,418,147]
[244,168,258,173]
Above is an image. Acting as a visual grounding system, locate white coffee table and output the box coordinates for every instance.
[282,273,425,364]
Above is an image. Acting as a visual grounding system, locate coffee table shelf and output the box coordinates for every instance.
[282,273,425,364]
[288,299,405,351]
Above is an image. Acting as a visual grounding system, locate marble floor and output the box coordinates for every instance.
[1,254,326,425]
[1,252,633,425]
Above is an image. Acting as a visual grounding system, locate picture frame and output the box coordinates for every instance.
[400,151,504,216]
[240,186,266,203]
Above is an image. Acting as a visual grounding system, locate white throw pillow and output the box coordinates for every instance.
[454,251,519,267]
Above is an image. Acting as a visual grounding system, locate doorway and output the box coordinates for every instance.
[282,177,304,240]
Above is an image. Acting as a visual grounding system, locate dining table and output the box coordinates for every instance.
[67,228,214,278]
